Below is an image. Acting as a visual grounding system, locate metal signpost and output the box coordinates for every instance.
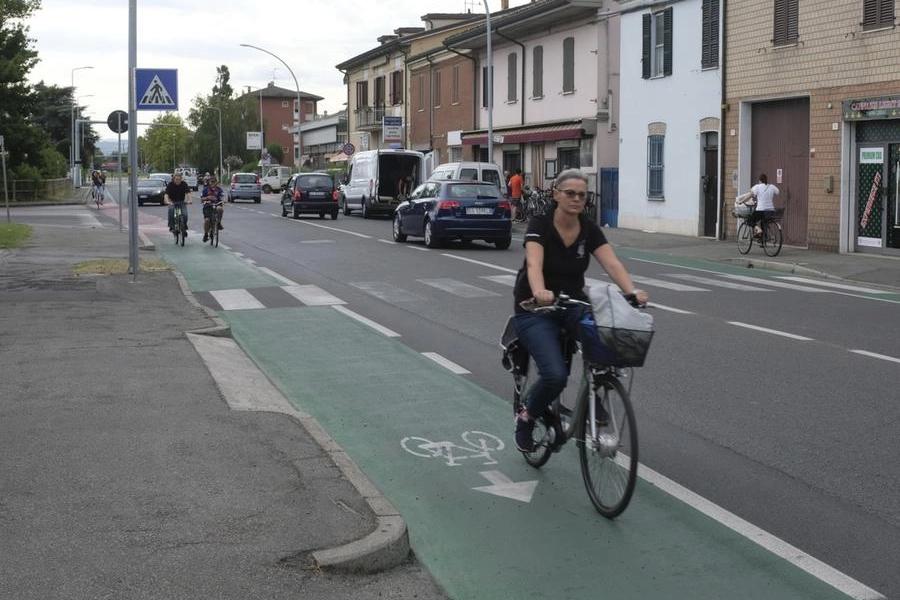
[1,135,9,223]
[107,110,128,233]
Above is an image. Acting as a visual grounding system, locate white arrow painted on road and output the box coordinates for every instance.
[472,470,538,503]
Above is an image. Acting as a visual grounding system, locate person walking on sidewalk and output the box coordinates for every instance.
[165,173,193,233]
[511,168,648,452]
[749,173,779,237]
[509,168,525,223]
[201,177,225,242]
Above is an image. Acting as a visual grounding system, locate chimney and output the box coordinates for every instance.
[501,0,509,8]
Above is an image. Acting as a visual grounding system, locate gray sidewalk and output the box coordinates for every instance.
[0,222,449,600]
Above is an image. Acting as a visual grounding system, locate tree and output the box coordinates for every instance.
[141,113,188,173]
[30,81,97,172]
[0,0,56,178]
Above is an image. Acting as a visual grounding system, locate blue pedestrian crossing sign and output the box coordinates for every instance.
[135,68,178,110]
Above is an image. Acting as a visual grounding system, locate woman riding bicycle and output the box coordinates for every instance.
[512,168,648,452]
[201,176,225,242]
[748,173,780,237]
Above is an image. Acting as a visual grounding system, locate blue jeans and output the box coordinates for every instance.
[513,307,586,418]
[167,203,188,229]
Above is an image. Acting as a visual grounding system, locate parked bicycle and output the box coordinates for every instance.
[172,203,188,247]
[500,290,653,518]
[521,186,552,221]
[734,204,783,257]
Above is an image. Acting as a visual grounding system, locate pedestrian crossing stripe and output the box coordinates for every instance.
[139,75,175,107]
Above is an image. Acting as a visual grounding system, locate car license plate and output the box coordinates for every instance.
[139,194,148,199]
[467,207,493,215]
[309,192,326,198]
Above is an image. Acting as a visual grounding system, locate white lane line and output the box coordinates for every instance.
[776,276,891,295]
[669,273,772,291]
[850,349,900,364]
[422,352,471,374]
[728,321,813,341]
[377,239,393,244]
[649,302,694,314]
[480,274,516,286]
[288,219,372,239]
[209,289,265,310]
[631,274,709,292]
[258,267,298,286]
[441,252,518,273]
[282,285,346,306]
[331,305,400,337]
[719,273,829,292]
[300,240,336,244]
[405,245,430,252]
[418,278,501,298]
[638,463,886,600]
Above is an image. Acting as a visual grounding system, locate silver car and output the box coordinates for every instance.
[227,172,262,203]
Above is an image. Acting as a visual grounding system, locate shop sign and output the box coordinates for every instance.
[843,96,900,121]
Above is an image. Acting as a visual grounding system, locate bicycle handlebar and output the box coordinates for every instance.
[519,291,646,313]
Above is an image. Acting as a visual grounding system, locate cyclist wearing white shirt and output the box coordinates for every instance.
[749,173,779,236]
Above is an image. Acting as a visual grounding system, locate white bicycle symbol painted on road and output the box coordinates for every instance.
[400,431,505,466]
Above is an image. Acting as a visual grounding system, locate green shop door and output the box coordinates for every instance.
[888,145,900,249]
[857,146,887,250]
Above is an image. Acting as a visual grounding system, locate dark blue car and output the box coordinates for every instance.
[392,180,512,249]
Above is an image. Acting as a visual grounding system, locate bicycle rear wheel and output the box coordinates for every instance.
[763,221,782,257]
[576,374,638,518]
[515,356,555,467]
[736,222,753,254]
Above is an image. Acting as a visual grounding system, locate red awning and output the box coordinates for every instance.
[461,123,586,145]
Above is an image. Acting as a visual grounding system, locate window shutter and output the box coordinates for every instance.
[701,0,719,69]
[773,0,799,46]
[642,13,651,79]
[563,37,575,92]
[533,45,543,97]
[663,7,673,76]
[863,0,895,29]
[507,52,517,102]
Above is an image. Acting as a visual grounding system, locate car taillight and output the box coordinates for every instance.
[437,200,460,211]
[331,190,338,201]
[294,188,302,199]
[498,200,511,211]
[255,177,260,184]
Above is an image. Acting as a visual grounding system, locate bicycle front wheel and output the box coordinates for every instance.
[763,221,782,257]
[576,374,638,518]
[516,356,556,468]
[736,222,753,254]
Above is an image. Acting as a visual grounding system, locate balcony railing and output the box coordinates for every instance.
[355,106,385,130]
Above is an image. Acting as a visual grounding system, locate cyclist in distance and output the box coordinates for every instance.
[201,175,225,242]
[512,168,648,452]
[165,172,193,234]
[90,169,105,205]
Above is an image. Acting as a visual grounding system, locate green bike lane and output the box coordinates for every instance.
[156,238,879,600]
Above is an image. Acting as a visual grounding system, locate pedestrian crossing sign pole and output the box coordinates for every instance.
[135,68,178,110]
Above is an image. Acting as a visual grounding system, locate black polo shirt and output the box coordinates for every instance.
[513,210,607,312]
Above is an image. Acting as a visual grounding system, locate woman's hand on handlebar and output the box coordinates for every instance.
[533,288,555,306]
[624,289,649,308]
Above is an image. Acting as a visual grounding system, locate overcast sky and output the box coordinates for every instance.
[25,0,530,139]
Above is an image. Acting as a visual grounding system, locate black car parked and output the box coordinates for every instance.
[280,172,339,219]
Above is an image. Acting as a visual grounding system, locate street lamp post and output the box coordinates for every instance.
[203,106,224,180]
[70,65,93,187]
[239,43,302,169]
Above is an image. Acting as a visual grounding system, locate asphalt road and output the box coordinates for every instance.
[133,194,898,599]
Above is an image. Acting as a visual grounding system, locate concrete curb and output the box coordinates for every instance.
[151,238,410,573]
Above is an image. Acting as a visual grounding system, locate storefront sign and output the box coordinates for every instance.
[860,147,884,163]
[843,96,900,121]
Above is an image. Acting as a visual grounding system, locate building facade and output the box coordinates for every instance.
[238,82,321,167]
[725,0,900,254]
[617,0,722,235]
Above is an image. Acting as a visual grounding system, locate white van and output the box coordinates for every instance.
[341,149,426,218]
[429,162,504,193]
